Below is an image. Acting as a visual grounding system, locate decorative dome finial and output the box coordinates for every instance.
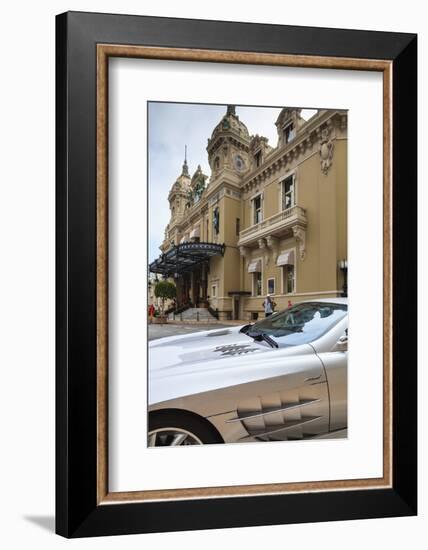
[226,105,236,117]
[182,144,189,176]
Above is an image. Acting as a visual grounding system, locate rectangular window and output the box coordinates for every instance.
[211,285,217,298]
[284,123,296,144]
[253,272,262,296]
[283,265,295,294]
[253,195,262,225]
[206,219,209,241]
[282,175,295,210]
[236,217,240,236]
[267,278,275,295]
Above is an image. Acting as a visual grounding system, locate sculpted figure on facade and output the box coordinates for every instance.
[292,226,307,261]
[319,126,334,175]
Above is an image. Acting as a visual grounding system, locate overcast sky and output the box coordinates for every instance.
[148,102,316,262]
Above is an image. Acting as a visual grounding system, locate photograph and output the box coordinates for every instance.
[147,102,348,447]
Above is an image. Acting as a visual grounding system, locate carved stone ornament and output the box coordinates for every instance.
[266,235,279,264]
[213,207,220,235]
[292,225,306,260]
[258,238,270,265]
[319,128,334,175]
[239,246,249,257]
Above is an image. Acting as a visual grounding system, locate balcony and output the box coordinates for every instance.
[238,205,307,247]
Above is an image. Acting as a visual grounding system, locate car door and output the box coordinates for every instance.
[227,352,330,442]
[313,323,348,432]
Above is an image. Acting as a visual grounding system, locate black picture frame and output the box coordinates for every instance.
[56,11,417,538]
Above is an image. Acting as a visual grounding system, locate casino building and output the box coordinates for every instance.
[149,105,348,321]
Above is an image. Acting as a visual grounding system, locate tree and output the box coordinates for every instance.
[154,280,176,314]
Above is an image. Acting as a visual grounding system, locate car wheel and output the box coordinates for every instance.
[148,410,223,446]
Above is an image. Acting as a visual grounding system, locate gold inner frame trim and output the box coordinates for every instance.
[96,44,393,504]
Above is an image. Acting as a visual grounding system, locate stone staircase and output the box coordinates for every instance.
[168,307,218,322]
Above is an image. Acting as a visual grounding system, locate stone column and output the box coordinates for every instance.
[176,277,182,307]
[201,263,207,301]
[190,271,195,305]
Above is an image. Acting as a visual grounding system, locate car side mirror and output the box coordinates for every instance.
[334,335,348,352]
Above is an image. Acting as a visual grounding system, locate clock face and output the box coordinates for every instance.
[234,155,245,171]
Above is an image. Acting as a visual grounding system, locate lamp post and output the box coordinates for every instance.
[338,259,348,297]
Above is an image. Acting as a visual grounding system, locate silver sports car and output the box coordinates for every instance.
[148,298,347,446]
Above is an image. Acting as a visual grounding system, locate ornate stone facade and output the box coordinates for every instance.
[151,106,348,321]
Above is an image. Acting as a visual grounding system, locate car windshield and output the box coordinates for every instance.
[249,302,347,346]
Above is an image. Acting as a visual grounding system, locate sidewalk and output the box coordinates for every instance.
[148,322,232,341]
[157,318,247,326]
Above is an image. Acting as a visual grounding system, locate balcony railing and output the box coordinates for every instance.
[238,205,307,245]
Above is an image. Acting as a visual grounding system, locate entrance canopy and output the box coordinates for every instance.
[149,242,225,276]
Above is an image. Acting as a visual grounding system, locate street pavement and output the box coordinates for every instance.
[148,322,232,341]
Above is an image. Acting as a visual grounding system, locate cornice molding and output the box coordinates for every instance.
[241,110,347,193]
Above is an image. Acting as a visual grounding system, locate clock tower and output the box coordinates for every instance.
[206,105,251,184]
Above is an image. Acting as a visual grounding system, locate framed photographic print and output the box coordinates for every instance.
[56,11,417,538]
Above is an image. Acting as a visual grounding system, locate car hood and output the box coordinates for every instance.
[149,326,315,405]
[150,325,268,366]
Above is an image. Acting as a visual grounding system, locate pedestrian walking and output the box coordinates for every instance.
[148,303,155,324]
[262,294,276,317]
